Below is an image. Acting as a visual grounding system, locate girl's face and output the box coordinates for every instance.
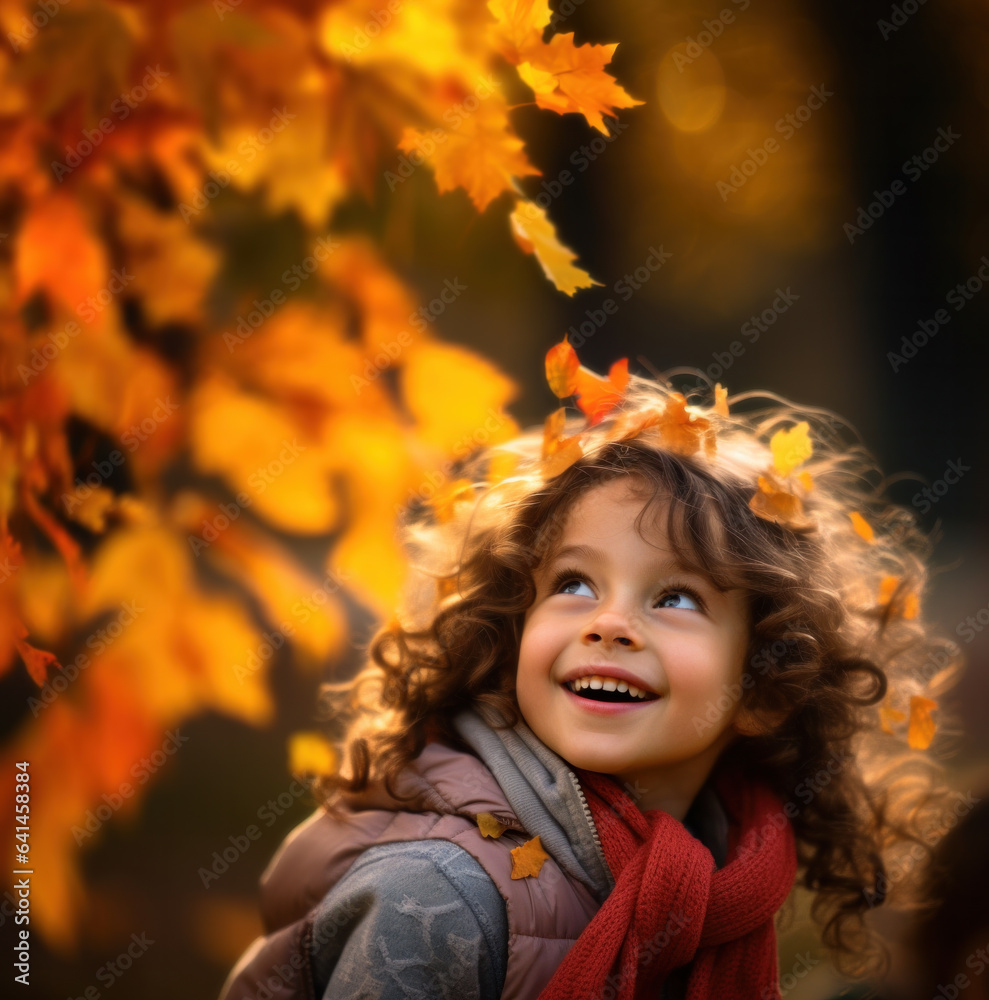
[516,478,752,819]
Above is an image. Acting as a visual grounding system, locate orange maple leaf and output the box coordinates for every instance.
[486,0,550,63]
[713,383,729,417]
[748,474,811,530]
[907,696,938,750]
[516,33,643,133]
[510,834,550,878]
[574,358,628,424]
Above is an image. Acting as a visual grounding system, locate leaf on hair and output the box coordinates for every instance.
[770,422,813,477]
[907,696,938,750]
[849,511,875,544]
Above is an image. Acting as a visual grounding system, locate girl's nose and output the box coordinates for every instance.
[582,609,642,649]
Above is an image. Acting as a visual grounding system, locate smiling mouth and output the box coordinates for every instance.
[564,676,660,703]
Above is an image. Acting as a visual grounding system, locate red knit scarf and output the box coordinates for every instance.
[538,765,797,1000]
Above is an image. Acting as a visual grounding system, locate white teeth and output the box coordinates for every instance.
[566,674,653,699]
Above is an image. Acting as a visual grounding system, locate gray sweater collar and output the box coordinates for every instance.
[452,705,729,905]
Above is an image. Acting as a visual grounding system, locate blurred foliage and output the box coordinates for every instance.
[0,0,642,949]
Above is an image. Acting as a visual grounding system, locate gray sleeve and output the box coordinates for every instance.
[309,839,508,1000]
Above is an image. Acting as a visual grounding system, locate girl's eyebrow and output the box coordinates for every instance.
[547,542,695,576]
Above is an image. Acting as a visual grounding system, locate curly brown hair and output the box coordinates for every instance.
[314,372,963,980]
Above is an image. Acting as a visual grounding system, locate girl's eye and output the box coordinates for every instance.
[656,590,701,611]
[558,578,595,598]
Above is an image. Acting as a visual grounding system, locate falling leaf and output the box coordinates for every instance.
[515,34,643,133]
[476,811,509,838]
[545,337,579,398]
[574,357,628,424]
[399,98,540,213]
[288,731,338,776]
[509,201,600,295]
[907,696,938,750]
[770,422,813,477]
[486,0,551,63]
[849,511,875,544]
[510,834,550,878]
[541,407,583,478]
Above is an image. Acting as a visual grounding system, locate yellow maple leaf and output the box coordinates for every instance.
[399,96,539,213]
[770,422,813,477]
[510,834,550,878]
[510,201,600,295]
[477,811,509,838]
[516,33,643,133]
[486,0,551,63]
[907,696,938,750]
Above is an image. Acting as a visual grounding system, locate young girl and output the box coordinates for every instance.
[220,341,962,1000]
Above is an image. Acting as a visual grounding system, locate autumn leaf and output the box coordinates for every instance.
[477,811,509,838]
[908,696,938,750]
[545,337,579,398]
[574,358,628,424]
[770,422,813,477]
[515,34,643,133]
[510,834,550,878]
[541,407,583,478]
[510,201,600,295]
[849,511,875,544]
[616,393,715,458]
[749,474,812,530]
[399,97,539,213]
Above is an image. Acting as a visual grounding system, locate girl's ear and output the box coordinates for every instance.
[732,703,790,738]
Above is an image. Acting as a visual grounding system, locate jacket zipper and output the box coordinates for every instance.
[567,768,613,888]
